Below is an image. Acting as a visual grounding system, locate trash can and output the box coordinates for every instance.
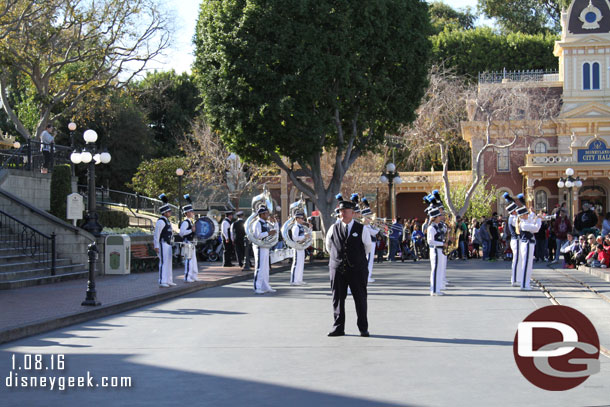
[105,234,131,275]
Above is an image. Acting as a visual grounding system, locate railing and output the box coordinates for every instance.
[526,153,573,166]
[479,68,560,84]
[0,140,72,172]
[0,209,56,275]
[76,186,178,231]
[359,171,472,185]
[77,186,179,215]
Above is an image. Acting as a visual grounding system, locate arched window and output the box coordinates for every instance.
[535,190,548,212]
[584,62,591,90]
[497,148,510,172]
[583,62,601,90]
[534,141,547,153]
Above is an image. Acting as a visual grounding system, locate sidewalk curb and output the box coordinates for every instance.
[0,266,292,345]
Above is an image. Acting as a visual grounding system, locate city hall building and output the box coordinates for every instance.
[392,0,610,222]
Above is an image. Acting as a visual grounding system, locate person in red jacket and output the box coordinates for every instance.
[587,244,610,268]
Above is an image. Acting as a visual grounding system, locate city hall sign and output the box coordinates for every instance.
[577,139,610,162]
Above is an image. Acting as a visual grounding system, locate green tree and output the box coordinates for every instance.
[440,177,497,220]
[0,0,171,140]
[194,0,432,231]
[67,91,154,191]
[129,156,190,204]
[431,27,558,79]
[477,0,570,35]
[429,1,476,34]
[134,71,201,157]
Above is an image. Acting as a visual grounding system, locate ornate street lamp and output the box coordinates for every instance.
[557,167,582,221]
[70,127,111,307]
[380,162,402,219]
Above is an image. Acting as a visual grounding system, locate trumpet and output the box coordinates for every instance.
[537,213,557,222]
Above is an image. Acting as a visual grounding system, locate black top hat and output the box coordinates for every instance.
[516,206,529,216]
[294,211,305,218]
[257,206,269,215]
[338,200,356,210]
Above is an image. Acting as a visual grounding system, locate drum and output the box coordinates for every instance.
[183,242,195,260]
[195,216,219,241]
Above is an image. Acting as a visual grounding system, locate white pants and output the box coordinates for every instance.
[519,240,535,289]
[253,246,271,291]
[291,249,305,284]
[184,245,198,282]
[158,242,173,285]
[510,238,522,285]
[367,248,375,281]
[430,247,446,293]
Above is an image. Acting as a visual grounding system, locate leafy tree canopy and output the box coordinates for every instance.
[477,0,570,35]
[133,70,201,157]
[194,0,432,230]
[429,1,476,34]
[129,156,190,203]
[432,27,558,79]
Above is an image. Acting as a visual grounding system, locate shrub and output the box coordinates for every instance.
[50,164,72,221]
[97,210,130,229]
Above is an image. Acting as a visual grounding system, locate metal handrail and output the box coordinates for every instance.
[0,140,72,172]
[97,201,154,231]
[479,68,560,84]
[0,209,56,275]
[77,185,179,215]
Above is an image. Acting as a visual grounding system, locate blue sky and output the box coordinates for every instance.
[148,0,482,75]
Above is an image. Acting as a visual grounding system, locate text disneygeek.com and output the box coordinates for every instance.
[4,354,132,391]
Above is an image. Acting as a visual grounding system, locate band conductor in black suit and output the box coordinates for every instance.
[325,200,373,337]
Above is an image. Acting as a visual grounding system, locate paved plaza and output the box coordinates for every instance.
[1,260,609,406]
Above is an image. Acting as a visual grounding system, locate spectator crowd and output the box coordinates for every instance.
[379,201,609,270]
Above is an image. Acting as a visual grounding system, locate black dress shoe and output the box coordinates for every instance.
[327,330,345,337]
[360,331,370,337]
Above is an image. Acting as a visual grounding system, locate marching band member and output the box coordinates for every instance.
[361,197,379,283]
[179,194,198,282]
[503,193,521,287]
[517,196,541,291]
[426,195,446,296]
[253,205,277,294]
[221,211,234,267]
[290,211,309,285]
[154,194,176,288]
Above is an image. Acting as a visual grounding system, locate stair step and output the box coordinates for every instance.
[0,252,53,263]
[0,259,71,273]
[0,270,89,290]
[0,264,86,282]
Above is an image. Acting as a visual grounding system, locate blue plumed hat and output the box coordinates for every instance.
[159,193,171,214]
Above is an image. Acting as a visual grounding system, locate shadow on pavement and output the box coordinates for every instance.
[366,334,513,347]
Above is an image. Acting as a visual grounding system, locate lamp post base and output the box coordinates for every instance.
[82,242,101,307]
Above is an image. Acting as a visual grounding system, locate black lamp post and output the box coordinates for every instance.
[379,162,403,220]
[68,122,76,177]
[70,128,111,307]
[176,167,184,223]
[557,167,582,221]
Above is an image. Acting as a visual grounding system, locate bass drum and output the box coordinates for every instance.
[195,216,219,241]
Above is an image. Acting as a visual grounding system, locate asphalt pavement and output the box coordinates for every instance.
[1,259,609,407]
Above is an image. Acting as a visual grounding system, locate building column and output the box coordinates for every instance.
[526,177,536,208]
